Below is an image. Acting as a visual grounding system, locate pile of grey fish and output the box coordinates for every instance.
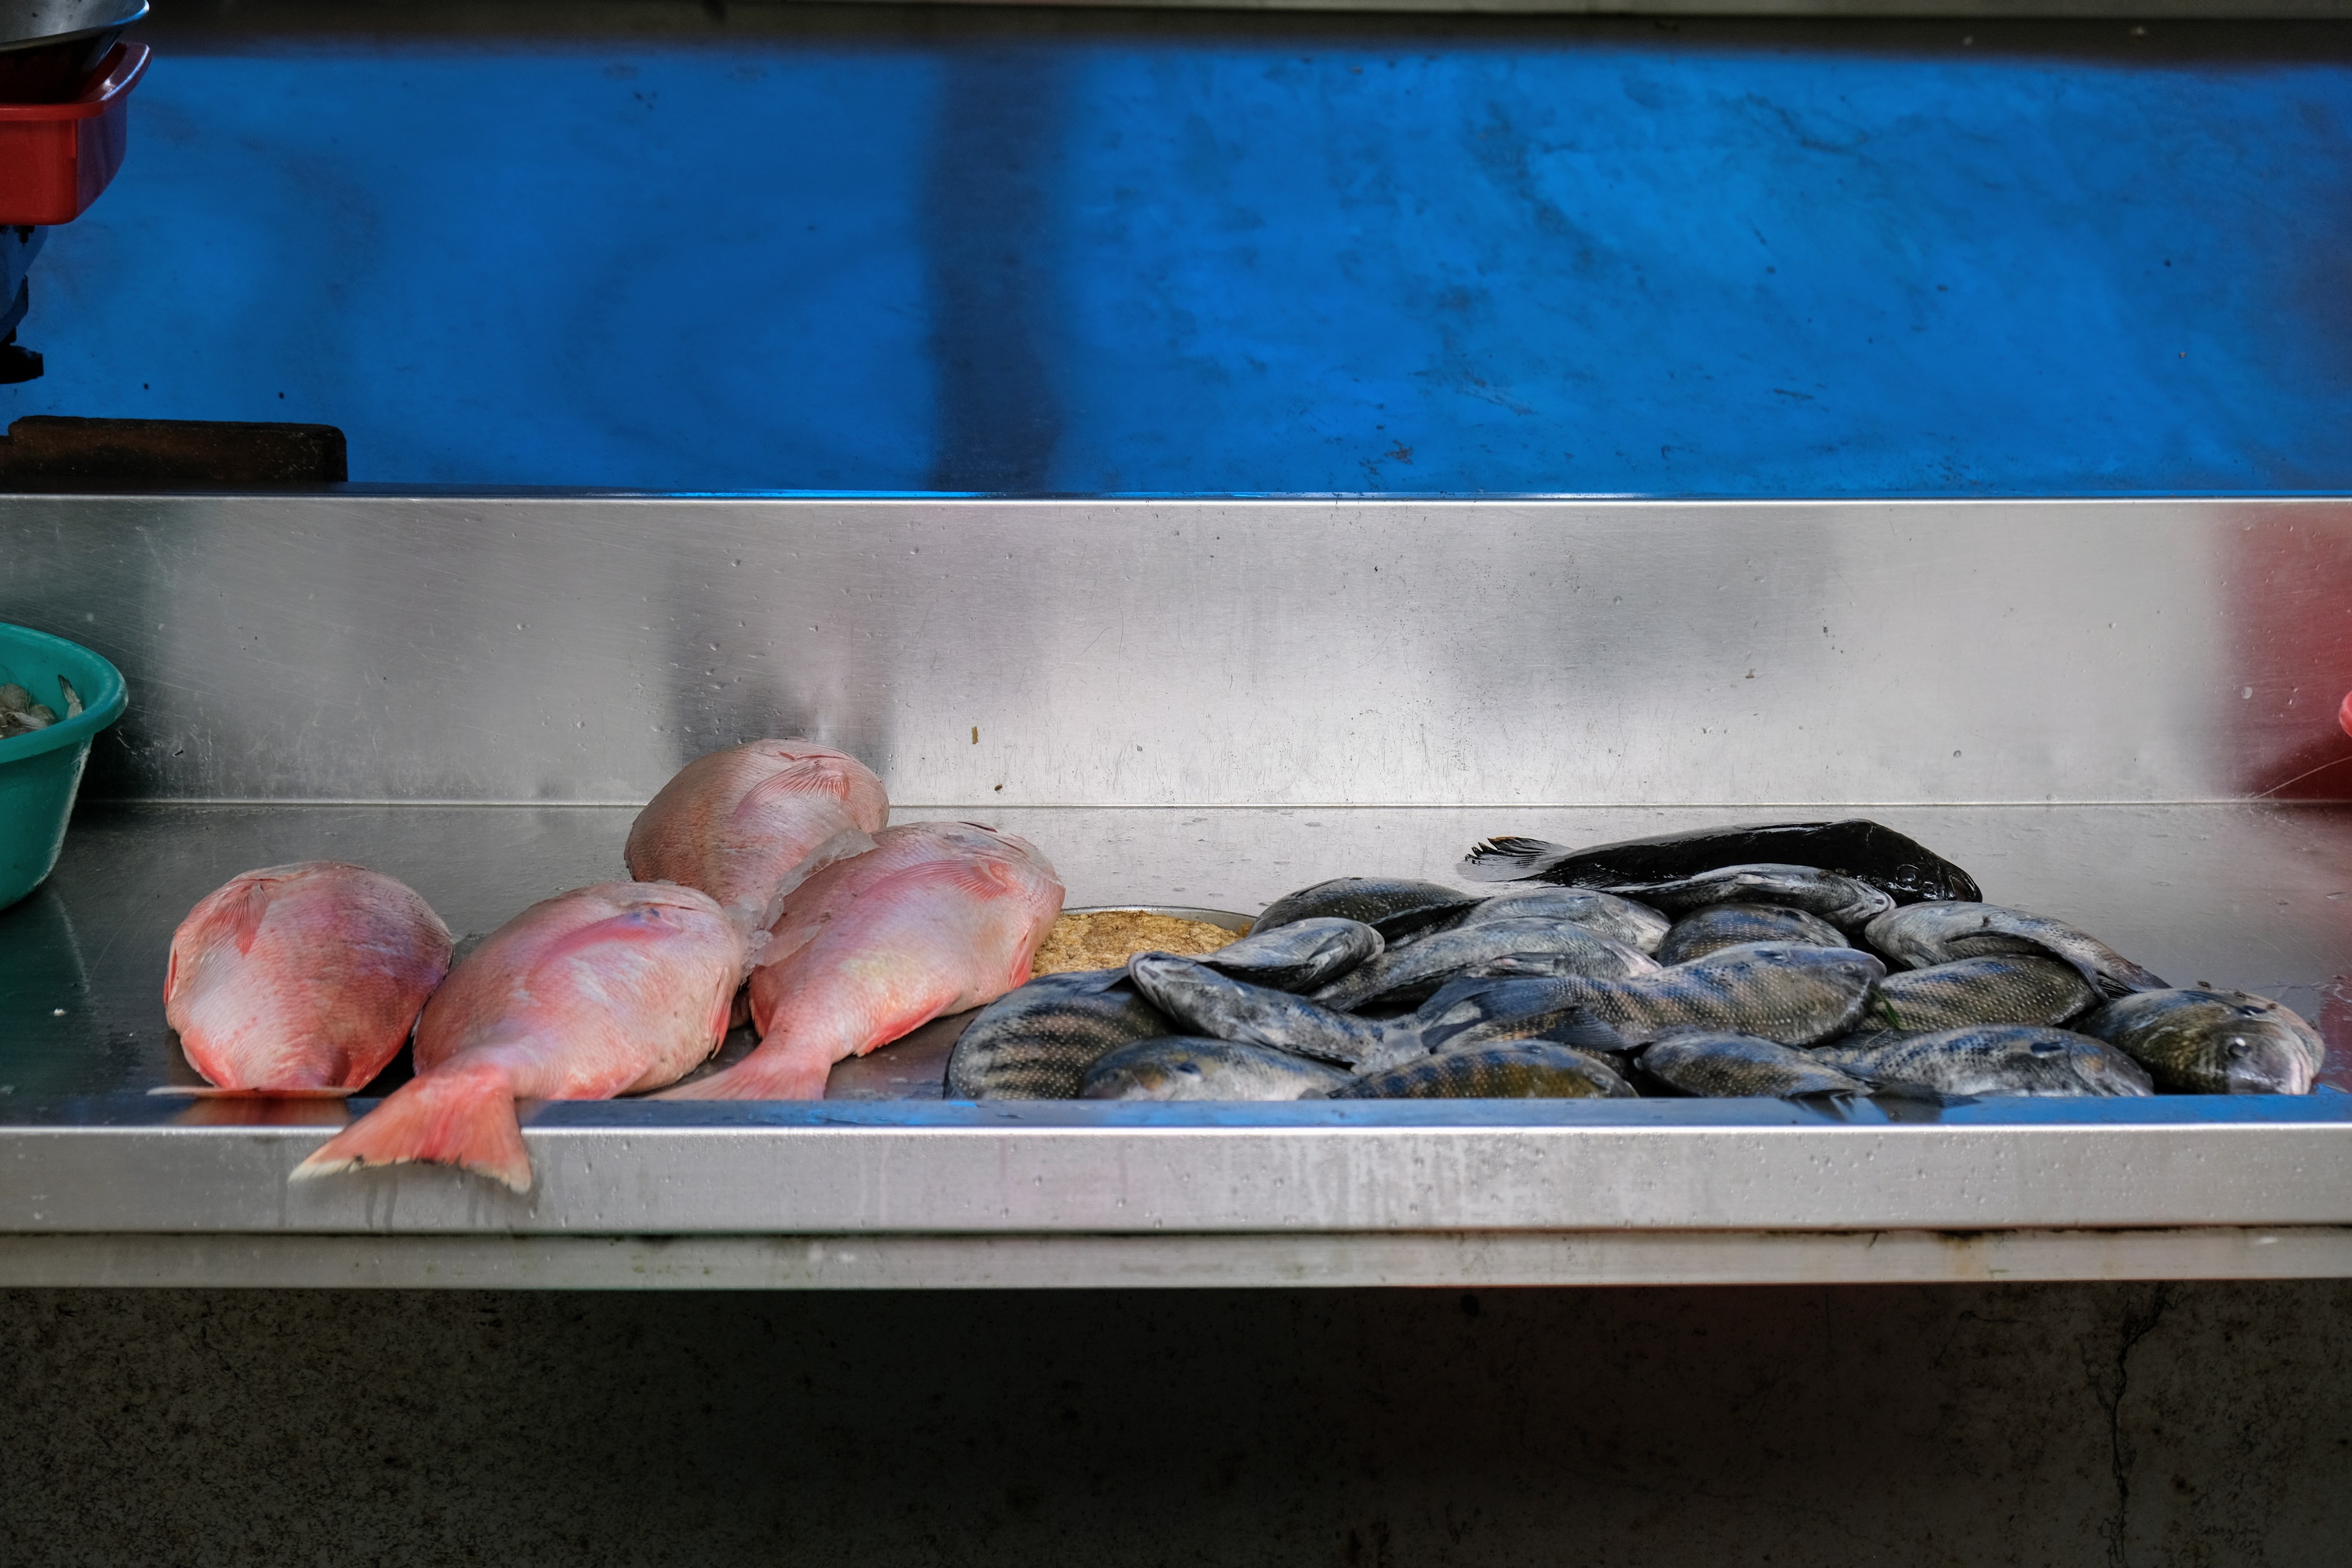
[944,819,2328,1102]
[0,677,75,740]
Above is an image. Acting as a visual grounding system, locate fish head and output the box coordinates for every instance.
[2185,1002,2319,1094]
[1077,1039,1214,1100]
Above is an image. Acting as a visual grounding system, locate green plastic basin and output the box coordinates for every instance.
[0,623,127,912]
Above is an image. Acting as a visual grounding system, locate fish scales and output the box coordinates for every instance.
[1253,878,1481,940]
[944,968,1173,1100]
[1080,1036,1349,1101]
[1425,942,1884,1047]
[1199,917,1383,992]
[1332,1043,1637,1099]
[1640,1031,1871,1098]
[1826,1025,2154,1098]
[1862,955,2097,1033]
[1419,887,1672,954]
[1591,864,1893,932]
[1864,902,2168,999]
[1312,918,1656,1012]
[1128,953,1394,1066]
[1654,903,1845,965]
[165,861,453,1093]
[292,883,747,1190]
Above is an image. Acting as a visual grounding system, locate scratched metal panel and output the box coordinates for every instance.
[8,495,2349,806]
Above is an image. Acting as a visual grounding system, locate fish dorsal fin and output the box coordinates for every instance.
[895,855,1023,903]
[1459,836,1571,883]
[533,904,687,969]
[733,756,852,820]
[229,878,274,957]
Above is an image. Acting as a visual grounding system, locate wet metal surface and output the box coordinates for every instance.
[11,496,2352,808]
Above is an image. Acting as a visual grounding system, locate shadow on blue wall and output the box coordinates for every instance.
[6,13,2350,493]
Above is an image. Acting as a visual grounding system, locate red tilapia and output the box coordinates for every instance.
[292,881,746,1191]
[165,861,453,1092]
[663,821,1064,1100]
[625,739,888,938]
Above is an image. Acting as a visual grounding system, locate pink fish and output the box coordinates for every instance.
[292,881,746,1191]
[663,822,1064,1100]
[164,861,453,1093]
[625,740,888,938]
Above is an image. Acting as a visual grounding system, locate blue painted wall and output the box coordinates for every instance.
[6,22,2349,492]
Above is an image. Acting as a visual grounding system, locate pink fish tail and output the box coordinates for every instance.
[659,1048,831,1101]
[289,1061,532,1191]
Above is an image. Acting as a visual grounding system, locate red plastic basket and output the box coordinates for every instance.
[0,43,148,226]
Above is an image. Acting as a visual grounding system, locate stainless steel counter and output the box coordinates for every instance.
[4,495,2351,1287]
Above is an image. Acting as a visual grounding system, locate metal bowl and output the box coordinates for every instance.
[0,0,145,103]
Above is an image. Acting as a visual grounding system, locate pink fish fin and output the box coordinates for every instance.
[228,877,273,956]
[655,1044,831,1101]
[148,1085,358,1098]
[288,1061,531,1192]
[735,757,853,814]
[901,856,1022,902]
[532,905,689,969]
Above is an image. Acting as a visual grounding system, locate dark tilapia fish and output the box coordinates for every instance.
[1397,978,1636,1061]
[1864,902,2168,999]
[1640,1031,1871,1099]
[1312,918,1657,1012]
[1426,887,1673,954]
[1330,1042,1636,1100]
[1252,878,1480,940]
[1860,955,2097,1034]
[1593,864,1893,932]
[2077,989,2324,1095]
[1819,1025,2154,1097]
[944,968,1174,1100]
[1127,952,1393,1066]
[1079,1036,1350,1101]
[1444,941,1885,1047]
[1460,819,1981,904]
[1199,917,1382,993]
[1654,903,1845,966]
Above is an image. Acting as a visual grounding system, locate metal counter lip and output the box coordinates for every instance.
[6,1113,2349,1236]
[8,1227,2352,1291]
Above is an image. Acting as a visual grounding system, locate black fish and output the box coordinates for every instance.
[1557,864,1892,932]
[1079,1036,1350,1101]
[1460,819,1980,904]
[2077,989,2323,1096]
[1253,877,1481,940]
[1127,953,1394,1067]
[1640,1031,1872,1098]
[1330,1043,1637,1100]
[1654,903,1848,965]
[1435,941,1885,1047]
[1313,918,1656,1012]
[944,968,1172,1100]
[1424,887,1673,954]
[1864,902,2169,999]
[1819,1025,2154,1097]
[1200,917,1383,993]
[1863,955,2097,1033]
[1405,979,1637,1059]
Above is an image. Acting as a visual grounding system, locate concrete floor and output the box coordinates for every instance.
[3,1281,2347,1564]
